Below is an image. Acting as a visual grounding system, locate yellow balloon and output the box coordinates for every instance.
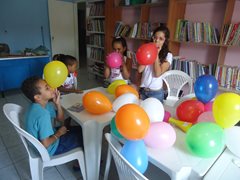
[107,80,127,94]
[213,93,240,128]
[43,61,68,88]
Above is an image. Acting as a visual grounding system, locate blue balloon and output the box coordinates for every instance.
[194,75,218,104]
[121,140,148,174]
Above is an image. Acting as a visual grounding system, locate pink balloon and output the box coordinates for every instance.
[197,111,215,123]
[204,101,213,112]
[163,111,171,122]
[144,122,176,149]
[106,52,122,68]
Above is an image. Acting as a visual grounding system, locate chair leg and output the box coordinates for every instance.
[77,152,86,180]
[103,146,112,180]
[29,158,43,180]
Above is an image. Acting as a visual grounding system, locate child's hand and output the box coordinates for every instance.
[53,89,61,106]
[56,126,67,137]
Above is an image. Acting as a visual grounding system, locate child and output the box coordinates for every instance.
[21,76,83,156]
[52,54,82,94]
[138,26,173,103]
[104,36,132,84]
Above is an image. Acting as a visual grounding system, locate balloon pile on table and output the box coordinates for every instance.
[169,74,240,158]
[43,61,68,88]
[110,84,177,173]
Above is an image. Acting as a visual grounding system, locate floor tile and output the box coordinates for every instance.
[8,143,28,163]
[0,150,13,169]
[56,162,83,180]
[14,158,32,180]
[0,165,20,179]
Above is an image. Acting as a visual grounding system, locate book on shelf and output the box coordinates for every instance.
[171,56,217,81]
[113,21,166,39]
[215,65,240,91]
[175,19,220,44]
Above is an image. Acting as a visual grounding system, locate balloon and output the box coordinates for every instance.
[43,61,68,88]
[176,100,205,124]
[144,122,176,149]
[140,98,164,123]
[112,93,139,112]
[213,93,240,128]
[106,52,122,68]
[107,80,127,94]
[82,91,112,114]
[194,75,218,104]
[115,84,139,98]
[121,140,148,173]
[110,116,124,139]
[204,101,213,112]
[197,111,215,123]
[136,43,158,65]
[163,111,171,122]
[116,104,150,140]
[186,122,225,158]
[225,126,240,158]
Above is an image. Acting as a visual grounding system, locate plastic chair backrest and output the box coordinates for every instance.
[161,70,193,105]
[105,133,148,180]
[3,103,51,161]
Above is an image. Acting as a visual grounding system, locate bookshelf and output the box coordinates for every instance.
[105,0,240,93]
[86,0,105,79]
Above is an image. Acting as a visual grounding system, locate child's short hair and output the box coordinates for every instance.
[21,76,42,102]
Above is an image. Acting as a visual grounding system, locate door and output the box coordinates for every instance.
[48,0,78,59]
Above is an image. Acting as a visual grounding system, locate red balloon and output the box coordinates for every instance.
[176,100,205,124]
[136,43,158,65]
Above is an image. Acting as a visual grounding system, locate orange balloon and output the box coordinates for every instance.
[115,84,139,98]
[82,91,112,114]
[116,104,150,140]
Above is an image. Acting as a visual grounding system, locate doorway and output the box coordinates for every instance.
[78,2,87,69]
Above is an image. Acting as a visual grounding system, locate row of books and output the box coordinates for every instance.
[87,48,104,62]
[171,57,217,81]
[215,65,240,90]
[87,34,104,47]
[114,21,165,39]
[221,23,240,46]
[87,2,104,16]
[86,19,105,32]
[175,19,220,44]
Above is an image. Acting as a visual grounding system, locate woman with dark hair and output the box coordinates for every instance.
[138,25,173,103]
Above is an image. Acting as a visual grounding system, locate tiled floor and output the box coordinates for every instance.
[0,67,170,180]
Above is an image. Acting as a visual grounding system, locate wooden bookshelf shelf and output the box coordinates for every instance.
[219,86,240,94]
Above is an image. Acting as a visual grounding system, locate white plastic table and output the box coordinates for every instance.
[203,148,240,180]
[146,105,224,180]
[61,87,115,180]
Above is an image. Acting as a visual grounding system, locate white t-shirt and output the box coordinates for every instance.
[62,73,75,89]
[109,56,129,83]
[140,52,173,90]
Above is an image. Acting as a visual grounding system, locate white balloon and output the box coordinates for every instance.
[225,126,240,158]
[140,97,164,123]
[112,93,139,112]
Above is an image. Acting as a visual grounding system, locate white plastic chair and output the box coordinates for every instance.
[3,103,86,180]
[103,133,148,180]
[161,70,193,106]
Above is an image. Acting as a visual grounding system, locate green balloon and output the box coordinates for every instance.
[110,116,124,139]
[186,122,225,158]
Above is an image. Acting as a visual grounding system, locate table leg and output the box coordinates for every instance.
[82,120,105,180]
